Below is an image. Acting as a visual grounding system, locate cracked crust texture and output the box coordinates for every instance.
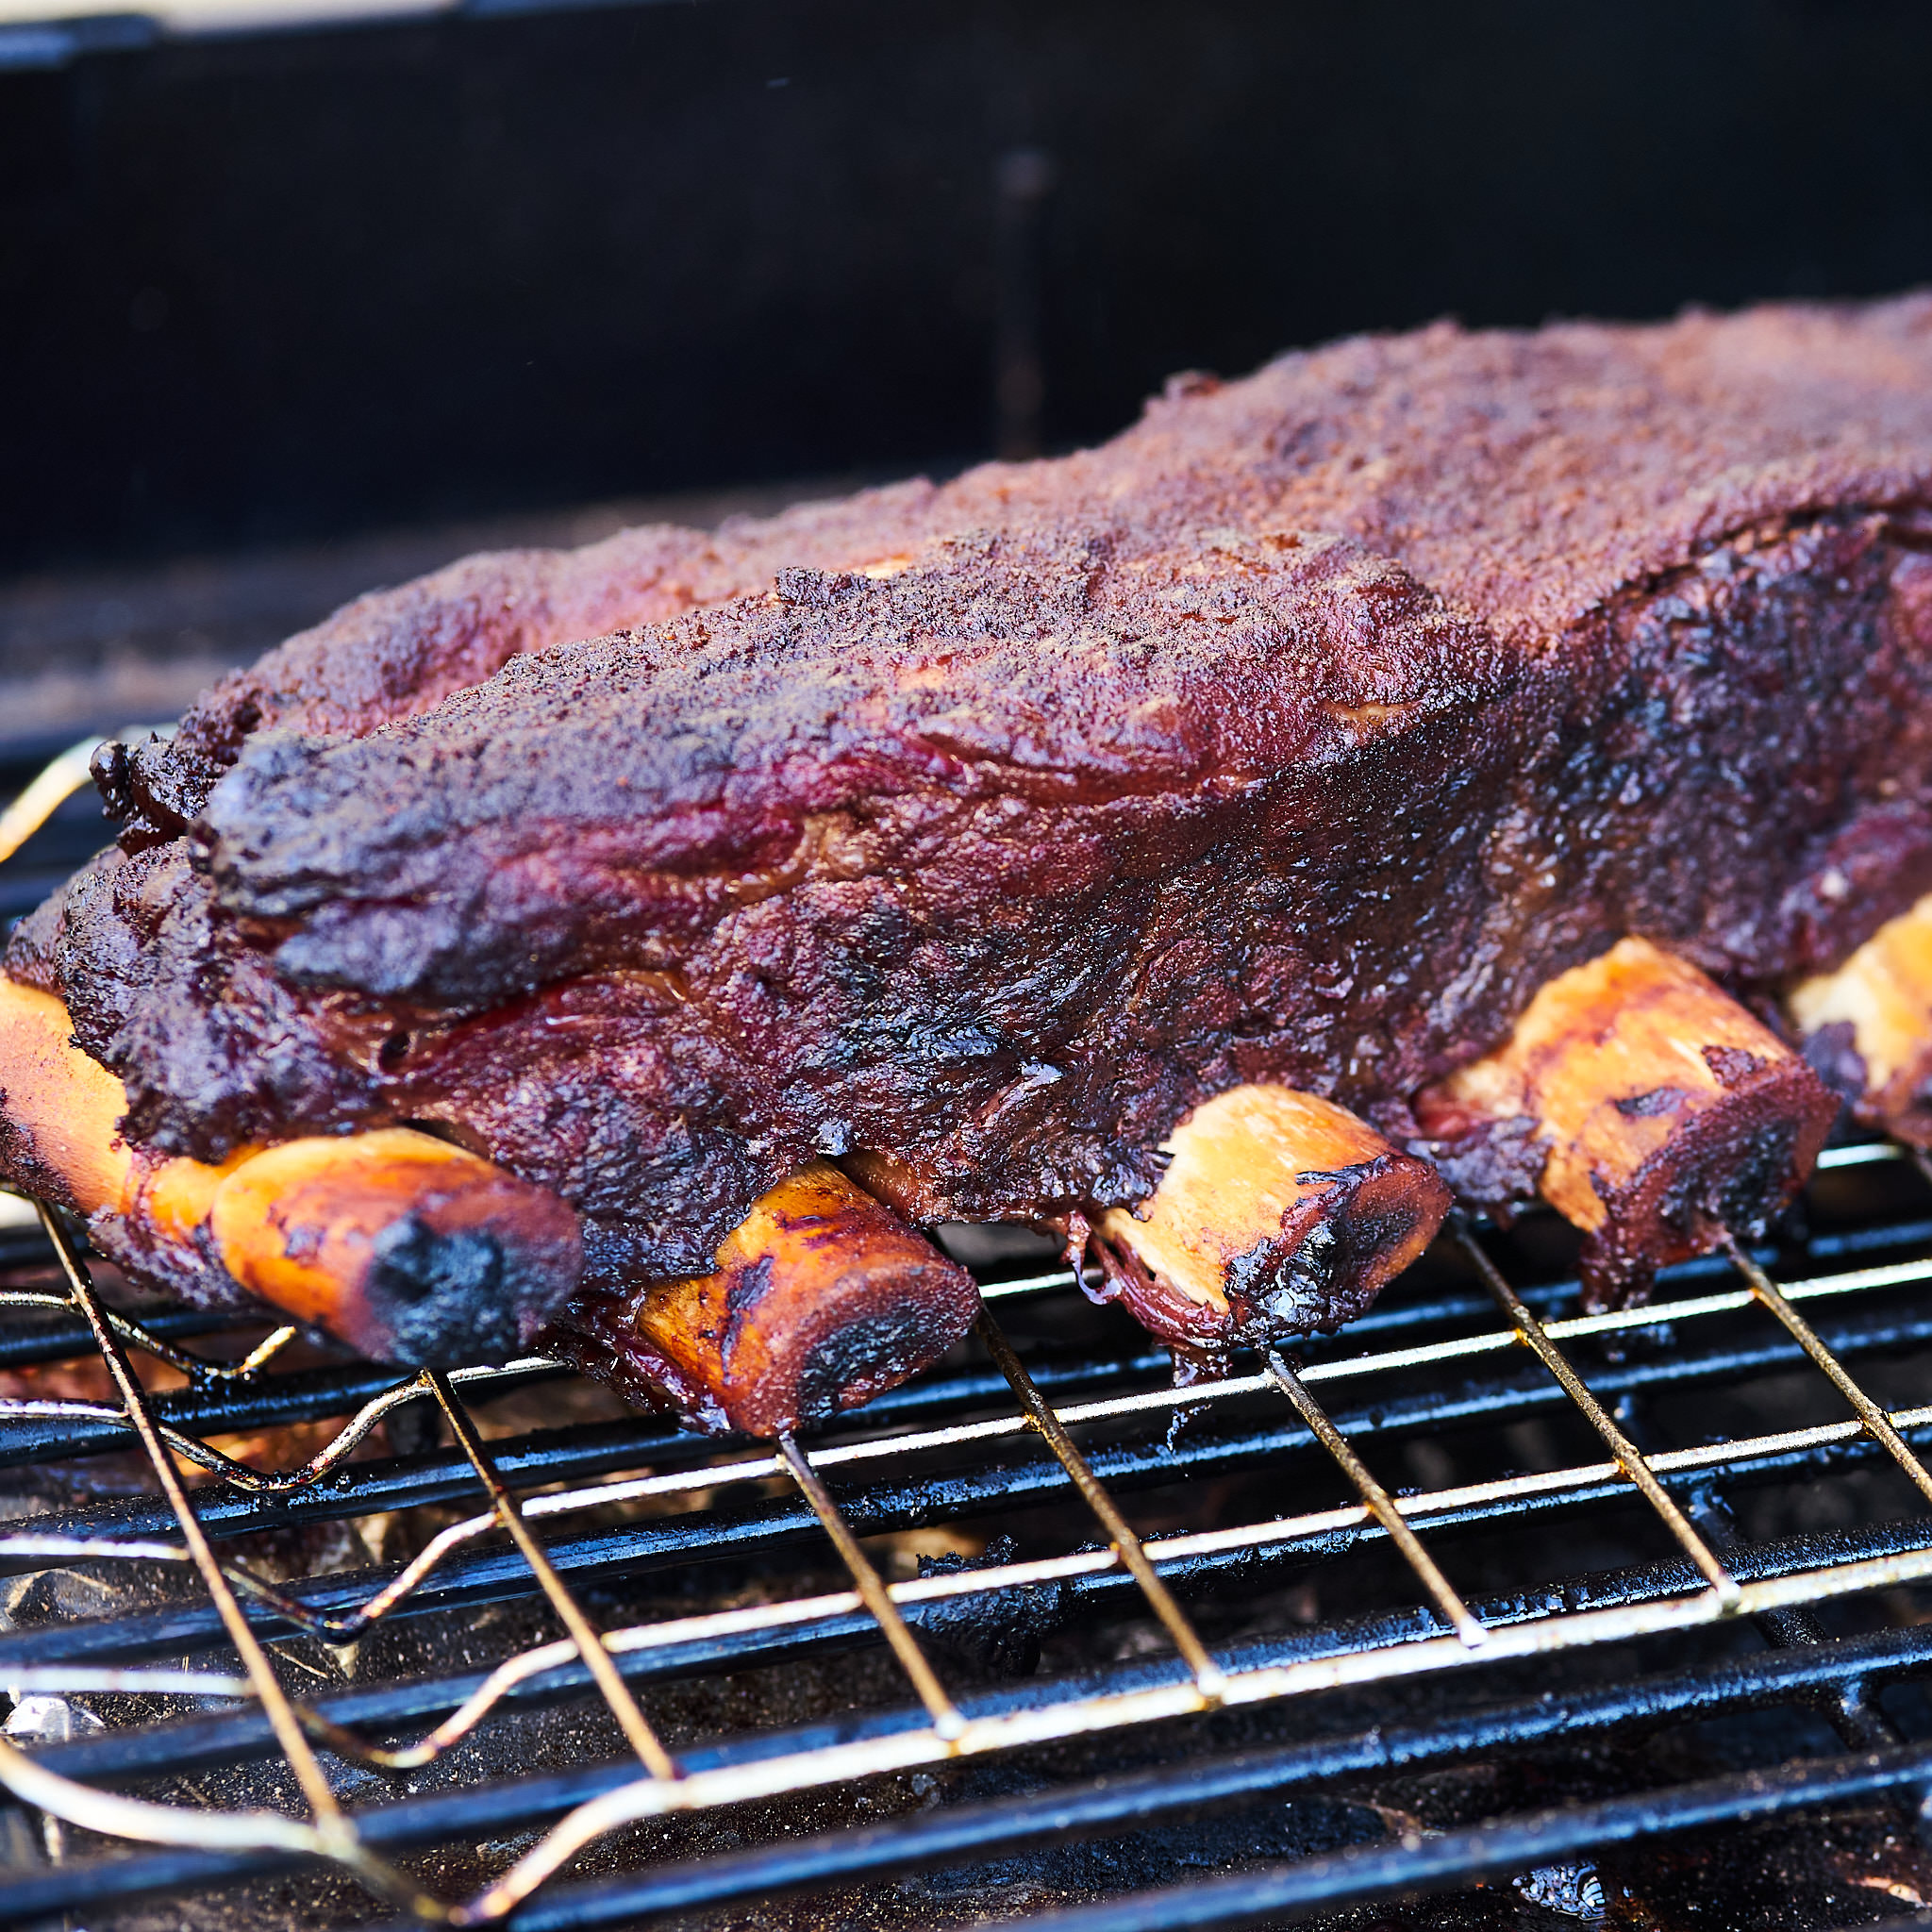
[16,296,1932,1287]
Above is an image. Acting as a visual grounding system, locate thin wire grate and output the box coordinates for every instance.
[0,1140,1929,1924]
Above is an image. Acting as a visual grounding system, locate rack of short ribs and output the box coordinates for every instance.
[5,291,1932,1438]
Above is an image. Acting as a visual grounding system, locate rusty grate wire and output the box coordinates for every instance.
[0,1135,1927,1924]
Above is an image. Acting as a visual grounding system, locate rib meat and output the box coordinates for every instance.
[15,297,1932,1296]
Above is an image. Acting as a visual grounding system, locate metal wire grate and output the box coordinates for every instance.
[0,1136,1929,1927]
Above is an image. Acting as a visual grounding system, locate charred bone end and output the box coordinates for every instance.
[0,977,587,1347]
[1091,1085,1452,1354]
[1419,936,1836,1311]
[1790,891,1932,1145]
[364,1215,520,1364]
[208,1128,585,1364]
[545,1160,980,1438]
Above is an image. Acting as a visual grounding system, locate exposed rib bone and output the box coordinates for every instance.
[0,978,581,1364]
[209,1132,581,1365]
[542,1162,979,1437]
[1790,891,1932,1145]
[0,977,969,1411]
[1416,937,1836,1308]
[1089,1085,1451,1359]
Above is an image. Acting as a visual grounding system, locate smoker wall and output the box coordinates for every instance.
[4,0,1931,574]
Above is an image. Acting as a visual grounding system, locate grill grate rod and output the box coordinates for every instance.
[5,1238,1926,1482]
[978,1303,1226,1705]
[25,1388,1932,1803]
[69,1527,1932,1929]
[0,1349,564,1479]
[1456,1220,1740,1609]
[15,1527,1932,1927]
[18,1613,1932,1930]
[1724,1231,1932,1507]
[1,1165,1930,1913]
[777,1428,965,1742]
[425,1368,680,1782]
[0,1283,297,1384]
[11,1491,1932,1916]
[11,1282,1932,1680]
[8,1206,439,1917]
[344,1623,1932,1932]
[15,1384,1932,1775]
[11,1254,1932,1601]
[1263,1350,1484,1648]
[9,1315,1932,1702]
[984,1739,1932,1932]
[0,1356,559,1495]
[0,735,106,866]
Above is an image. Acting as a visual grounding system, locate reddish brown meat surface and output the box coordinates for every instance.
[15,297,1932,1290]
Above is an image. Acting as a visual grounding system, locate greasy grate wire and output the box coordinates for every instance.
[0,1140,1928,1925]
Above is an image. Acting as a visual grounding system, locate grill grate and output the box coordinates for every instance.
[0,1141,1929,1926]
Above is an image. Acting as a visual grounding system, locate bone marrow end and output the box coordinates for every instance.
[1092,1084,1451,1350]
[548,1160,979,1437]
[1422,937,1835,1308]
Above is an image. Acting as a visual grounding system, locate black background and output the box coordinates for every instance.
[5,0,1932,575]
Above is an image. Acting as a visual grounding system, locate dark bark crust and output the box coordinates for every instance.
[15,300,1932,1295]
